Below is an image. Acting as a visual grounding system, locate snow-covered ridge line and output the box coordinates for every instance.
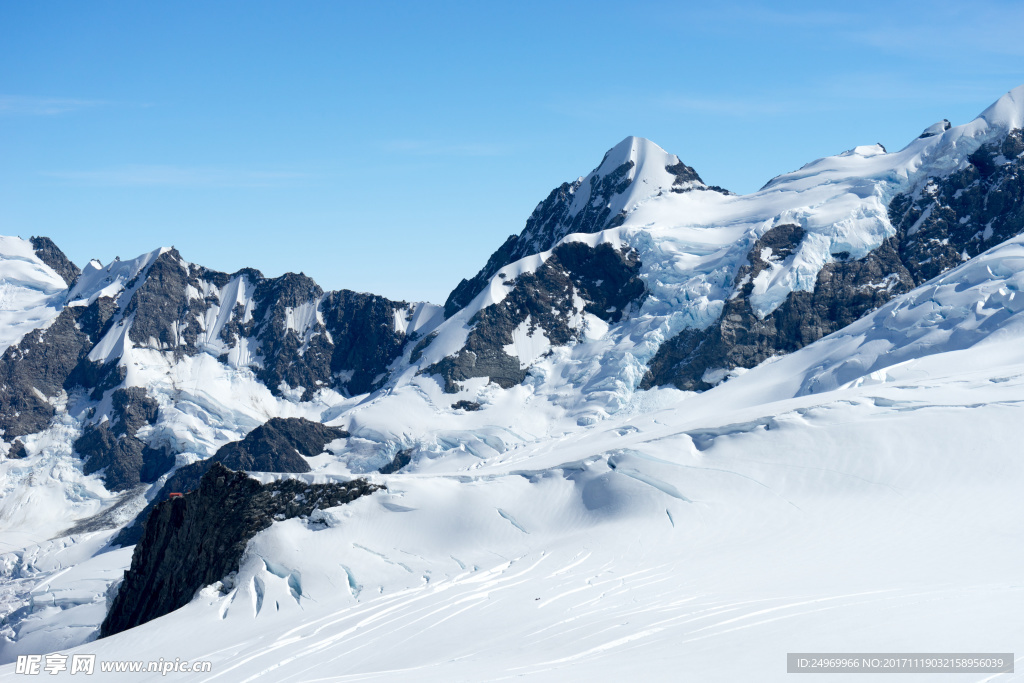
[0,237,78,356]
[423,86,1024,398]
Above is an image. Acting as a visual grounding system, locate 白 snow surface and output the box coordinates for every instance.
[407,85,1024,423]
[5,232,1024,679]
[3,87,1024,680]
[0,237,69,356]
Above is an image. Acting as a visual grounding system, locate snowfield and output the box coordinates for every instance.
[4,336,1023,680]
[3,87,1024,680]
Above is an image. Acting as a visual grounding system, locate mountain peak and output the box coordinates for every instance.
[596,136,670,174]
[978,84,1024,131]
[579,136,715,214]
[443,137,724,317]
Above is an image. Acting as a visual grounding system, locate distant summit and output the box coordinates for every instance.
[443,136,726,317]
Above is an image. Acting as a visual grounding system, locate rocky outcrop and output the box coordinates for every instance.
[665,160,730,194]
[6,440,26,459]
[643,226,915,391]
[645,129,1024,393]
[74,387,172,491]
[443,153,640,318]
[100,462,381,637]
[378,448,412,474]
[216,272,413,399]
[891,129,1024,284]
[918,119,951,139]
[0,237,422,472]
[216,417,349,473]
[124,250,224,358]
[443,139,731,319]
[112,417,349,546]
[30,236,79,287]
[427,242,645,392]
[244,272,332,398]
[0,295,117,438]
[321,290,412,396]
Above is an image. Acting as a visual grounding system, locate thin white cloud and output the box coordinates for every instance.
[43,165,311,188]
[0,95,104,116]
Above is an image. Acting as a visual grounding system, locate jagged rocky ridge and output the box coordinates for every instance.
[105,251,424,398]
[443,137,728,317]
[5,115,1024,482]
[6,124,1024,489]
[426,242,645,392]
[2,89,1024,655]
[74,387,173,491]
[113,417,350,546]
[30,236,80,287]
[0,243,430,490]
[101,462,381,637]
[891,129,1024,283]
[0,295,118,439]
[645,125,1024,391]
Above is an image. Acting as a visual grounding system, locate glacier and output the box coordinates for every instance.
[2,86,1024,680]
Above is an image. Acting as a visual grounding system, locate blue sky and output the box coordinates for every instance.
[3,1,1024,304]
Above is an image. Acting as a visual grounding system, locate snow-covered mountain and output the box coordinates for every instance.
[2,86,1024,680]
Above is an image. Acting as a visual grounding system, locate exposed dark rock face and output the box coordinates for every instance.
[427,242,645,392]
[645,131,1024,393]
[217,272,412,399]
[2,235,420,503]
[6,440,27,459]
[0,303,103,438]
[61,297,125,402]
[112,465,208,548]
[643,226,915,391]
[451,400,481,411]
[245,273,331,399]
[30,236,80,287]
[113,417,349,546]
[665,161,731,195]
[409,331,439,363]
[100,462,381,637]
[444,155,639,318]
[320,290,411,396]
[216,417,349,473]
[378,448,412,474]
[65,359,126,402]
[74,388,170,491]
[124,250,219,358]
[2,236,419,469]
[443,142,732,319]
[891,129,1024,284]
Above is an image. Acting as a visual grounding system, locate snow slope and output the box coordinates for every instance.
[0,237,68,356]
[5,224,1024,679]
[3,87,1024,680]
[393,86,1024,428]
[4,314,1023,680]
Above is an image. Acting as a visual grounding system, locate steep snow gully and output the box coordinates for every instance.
[3,86,1024,681]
